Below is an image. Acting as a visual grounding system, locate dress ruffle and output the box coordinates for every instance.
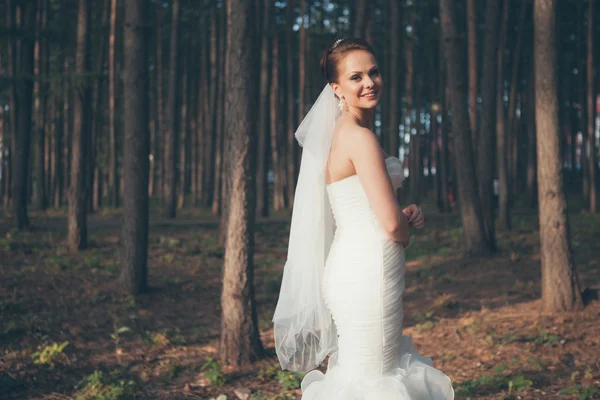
[301,336,455,400]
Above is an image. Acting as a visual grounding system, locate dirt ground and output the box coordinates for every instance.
[0,206,599,400]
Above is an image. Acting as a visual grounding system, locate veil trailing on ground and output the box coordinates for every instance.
[272,85,340,372]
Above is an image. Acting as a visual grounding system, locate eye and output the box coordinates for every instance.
[351,74,361,81]
[370,69,380,77]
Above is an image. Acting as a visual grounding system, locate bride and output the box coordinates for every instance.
[272,38,454,399]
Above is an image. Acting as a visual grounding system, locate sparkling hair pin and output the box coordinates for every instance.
[332,38,343,49]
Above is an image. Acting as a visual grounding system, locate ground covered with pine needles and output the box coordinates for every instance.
[1,205,599,400]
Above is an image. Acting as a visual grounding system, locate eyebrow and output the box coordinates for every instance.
[348,66,378,75]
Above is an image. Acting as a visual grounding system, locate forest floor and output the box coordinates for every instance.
[0,205,599,400]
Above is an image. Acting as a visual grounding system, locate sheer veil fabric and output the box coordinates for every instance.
[272,85,340,372]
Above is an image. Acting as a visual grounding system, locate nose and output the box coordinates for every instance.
[364,76,374,89]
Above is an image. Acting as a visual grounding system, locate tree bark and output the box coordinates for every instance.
[270,34,284,211]
[496,0,510,230]
[204,3,218,207]
[298,0,306,122]
[12,1,37,230]
[120,0,149,295]
[534,0,583,313]
[178,50,189,209]
[35,0,48,211]
[507,0,528,207]
[163,0,180,218]
[219,0,264,366]
[256,0,272,218]
[586,0,597,213]
[440,0,490,256]
[467,0,478,146]
[68,0,92,251]
[387,0,400,158]
[352,0,370,38]
[108,0,119,208]
[155,4,165,198]
[286,0,296,207]
[477,0,502,250]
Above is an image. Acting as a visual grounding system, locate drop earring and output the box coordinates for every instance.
[338,98,344,111]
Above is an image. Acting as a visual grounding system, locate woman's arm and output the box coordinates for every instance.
[347,127,410,244]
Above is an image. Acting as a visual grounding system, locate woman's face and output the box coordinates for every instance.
[331,50,382,110]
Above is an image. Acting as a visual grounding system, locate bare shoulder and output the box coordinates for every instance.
[344,125,381,158]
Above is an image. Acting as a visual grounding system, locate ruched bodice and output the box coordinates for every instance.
[301,157,455,400]
[326,156,404,233]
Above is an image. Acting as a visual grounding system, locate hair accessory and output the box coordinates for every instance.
[332,38,343,49]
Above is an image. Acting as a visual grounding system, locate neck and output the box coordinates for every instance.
[345,106,374,128]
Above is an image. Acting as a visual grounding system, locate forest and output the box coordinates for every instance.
[0,0,599,399]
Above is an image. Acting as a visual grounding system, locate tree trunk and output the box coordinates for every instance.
[388,0,400,158]
[6,0,19,211]
[586,0,597,213]
[177,51,189,209]
[352,0,370,38]
[54,49,65,208]
[298,0,306,122]
[204,3,218,207]
[496,0,510,230]
[212,8,227,216]
[507,0,528,207]
[35,0,48,211]
[219,0,264,366]
[195,13,208,206]
[108,0,119,208]
[256,0,272,218]
[534,0,583,313]
[163,0,180,218]
[155,4,165,198]
[68,0,92,252]
[120,0,149,295]
[440,0,490,256]
[526,67,537,209]
[270,34,284,211]
[467,0,478,146]
[477,0,501,251]
[12,1,37,230]
[286,0,296,207]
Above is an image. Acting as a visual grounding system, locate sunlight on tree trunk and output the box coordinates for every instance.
[219,0,264,366]
[534,0,583,313]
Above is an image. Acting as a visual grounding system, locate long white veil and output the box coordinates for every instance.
[272,85,340,372]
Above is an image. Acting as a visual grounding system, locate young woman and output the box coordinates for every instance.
[273,38,454,399]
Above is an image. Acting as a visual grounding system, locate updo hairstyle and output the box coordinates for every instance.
[319,38,377,84]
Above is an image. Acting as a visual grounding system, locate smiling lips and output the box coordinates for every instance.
[362,91,377,99]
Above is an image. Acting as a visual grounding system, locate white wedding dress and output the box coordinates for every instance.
[300,157,455,400]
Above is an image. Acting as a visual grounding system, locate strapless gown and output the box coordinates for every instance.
[301,157,455,400]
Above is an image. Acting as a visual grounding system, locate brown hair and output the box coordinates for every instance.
[319,38,377,84]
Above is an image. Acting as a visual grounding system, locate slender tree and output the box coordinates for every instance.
[387,0,400,158]
[12,1,37,230]
[256,0,272,217]
[496,0,510,230]
[586,0,597,212]
[534,0,583,312]
[108,0,119,207]
[163,0,180,218]
[219,0,264,366]
[440,0,490,256]
[120,0,149,295]
[35,0,49,211]
[477,0,502,250]
[467,0,478,145]
[68,0,92,252]
[286,0,296,207]
[352,0,370,38]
